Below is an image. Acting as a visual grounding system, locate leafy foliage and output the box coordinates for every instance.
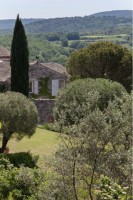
[66,42,132,91]
[0,32,131,66]
[53,91,131,200]
[23,15,132,35]
[0,10,132,35]
[0,159,53,200]
[54,78,126,128]
[0,92,38,153]
[66,32,80,40]
[52,78,131,199]
[0,152,38,168]
[96,176,129,200]
[61,36,68,47]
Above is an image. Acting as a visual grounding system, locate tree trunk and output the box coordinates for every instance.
[0,135,9,153]
[72,159,78,200]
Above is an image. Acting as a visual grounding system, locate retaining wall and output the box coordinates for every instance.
[34,99,55,124]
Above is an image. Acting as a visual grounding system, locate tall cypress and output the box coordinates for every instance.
[10,14,29,97]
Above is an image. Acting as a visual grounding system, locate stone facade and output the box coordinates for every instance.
[34,99,55,124]
[30,62,68,97]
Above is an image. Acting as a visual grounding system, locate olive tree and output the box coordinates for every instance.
[53,93,131,200]
[54,78,126,129]
[52,79,131,200]
[0,92,38,153]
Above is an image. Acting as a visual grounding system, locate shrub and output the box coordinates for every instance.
[39,123,60,132]
[96,176,129,200]
[0,152,38,168]
[0,163,53,200]
[54,78,126,128]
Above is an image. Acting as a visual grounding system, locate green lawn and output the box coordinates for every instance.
[7,128,60,158]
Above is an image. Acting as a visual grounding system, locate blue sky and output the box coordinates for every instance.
[1,0,132,19]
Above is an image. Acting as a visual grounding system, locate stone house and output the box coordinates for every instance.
[0,46,68,97]
[29,61,68,98]
[0,46,68,123]
[0,47,11,91]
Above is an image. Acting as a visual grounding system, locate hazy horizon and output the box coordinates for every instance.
[0,9,132,21]
[0,0,132,20]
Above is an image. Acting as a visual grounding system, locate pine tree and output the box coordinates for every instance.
[10,14,29,97]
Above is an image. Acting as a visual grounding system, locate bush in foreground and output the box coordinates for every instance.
[0,152,38,168]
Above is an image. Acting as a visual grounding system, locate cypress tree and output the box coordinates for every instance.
[10,14,29,97]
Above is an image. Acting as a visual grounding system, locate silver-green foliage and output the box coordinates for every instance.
[0,159,53,200]
[96,175,129,200]
[0,92,38,152]
[54,78,126,129]
[53,79,131,200]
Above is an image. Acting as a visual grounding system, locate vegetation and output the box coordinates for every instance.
[0,152,38,168]
[0,10,132,33]
[10,15,29,97]
[0,160,52,200]
[0,32,131,66]
[23,15,132,35]
[90,10,133,17]
[0,83,131,199]
[0,18,42,30]
[0,10,132,200]
[96,175,129,199]
[54,78,126,128]
[0,10,132,66]
[53,79,131,200]
[0,129,60,199]
[0,92,38,153]
[66,42,132,91]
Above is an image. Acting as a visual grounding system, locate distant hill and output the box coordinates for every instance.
[90,10,133,17]
[24,10,132,34]
[0,10,132,35]
[0,18,43,30]
[24,15,132,35]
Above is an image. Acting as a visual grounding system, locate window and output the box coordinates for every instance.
[59,80,65,88]
[29,80,38,94]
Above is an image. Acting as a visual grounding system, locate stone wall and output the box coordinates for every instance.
[34,99,55,124]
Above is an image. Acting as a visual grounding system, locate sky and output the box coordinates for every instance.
[0,0,132,19]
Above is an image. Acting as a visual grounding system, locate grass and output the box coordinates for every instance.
[80,34,127,39]
[0,128,60,167]
[6,128,60,158]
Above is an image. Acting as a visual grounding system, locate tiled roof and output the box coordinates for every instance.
[41,62,68,76]
[30,61,68,76]
[0,46,10,58]
[0,60,10,82]
[0,60,68,83]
